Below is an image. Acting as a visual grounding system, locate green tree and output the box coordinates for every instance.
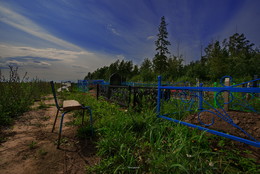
[108,59,120,77]
[204,41,229,80]
[165,55,183,81]
[118,60,134,80]
[140,58,154,82]
[224,33,257,77]
[153,16,171,75]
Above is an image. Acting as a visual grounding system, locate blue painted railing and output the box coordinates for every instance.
[78,80,108,92]
[157,76,260,147]
[78,80,88,92]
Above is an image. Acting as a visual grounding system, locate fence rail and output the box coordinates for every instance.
[96,84,157,109]
[78,77,260,147]
[157,76,260,147]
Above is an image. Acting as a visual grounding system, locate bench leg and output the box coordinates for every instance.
[82,109,85,125]
[86,107,93,136]
[57,111,69,149]
[52,109,59,132]
[82,106,93,136]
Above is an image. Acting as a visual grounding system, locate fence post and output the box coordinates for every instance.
[96,84,99,100]
[128,85,131,107]
[198,83,203,110]
[213,82,217,108]
[253,75,259,97]
[196,78,199,102]
[224,77,230,111]
[157,76,162,115]
[107,86,111,99]
[133,87,137,108]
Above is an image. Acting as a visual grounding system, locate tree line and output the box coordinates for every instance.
[85,16,259,83]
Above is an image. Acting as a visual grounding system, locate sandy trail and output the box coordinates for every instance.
[0,95,99,174]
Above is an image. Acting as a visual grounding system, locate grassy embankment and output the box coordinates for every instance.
[65,90,259,173]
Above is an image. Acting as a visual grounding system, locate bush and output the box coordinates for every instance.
[0,66,50,126]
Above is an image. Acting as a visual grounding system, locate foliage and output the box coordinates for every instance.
[154,16,171,56]
[164,55,183,81]
[85,31,259,83]
[139,58,154,82]
[0,66,50,126]
[153,16,171,75]
[201,33,259,81]
[84,59,138,81]
[66,92,259,173]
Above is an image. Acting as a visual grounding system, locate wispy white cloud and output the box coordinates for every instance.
[0,43,122,81]
[3,60,25,67]
[72,64,89,69]
[0,58,51,69]
[147,35,156,40]
[107,24,120,36]
[0,5,85,51]
[0,44,92,62]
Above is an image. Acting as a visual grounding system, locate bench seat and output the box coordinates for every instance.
[63,100,82,111]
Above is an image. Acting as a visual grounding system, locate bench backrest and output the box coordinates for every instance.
[50,81,60,110]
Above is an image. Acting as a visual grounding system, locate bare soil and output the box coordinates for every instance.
[185,109,260,163]
[0,95,99,174]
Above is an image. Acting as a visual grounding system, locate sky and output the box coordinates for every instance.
[0,0,259,81]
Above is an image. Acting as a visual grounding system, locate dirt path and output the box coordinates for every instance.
[0,95,99,174]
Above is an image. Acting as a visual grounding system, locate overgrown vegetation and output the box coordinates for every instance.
[0,66,50,126]
[66,92,259,173]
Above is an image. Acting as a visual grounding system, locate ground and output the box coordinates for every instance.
[0,94,259,173]
[0,95,99,174]
[185,110,260,163]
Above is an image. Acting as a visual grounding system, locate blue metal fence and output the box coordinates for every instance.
[156,76,260,147]
[78,80,88,92]
[78,79,108,92]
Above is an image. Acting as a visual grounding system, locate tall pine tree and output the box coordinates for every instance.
[153,16,171,75]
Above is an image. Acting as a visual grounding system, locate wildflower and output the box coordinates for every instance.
[186,154,192,158]
[209,161,214,167]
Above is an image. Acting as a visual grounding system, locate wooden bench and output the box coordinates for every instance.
[50,81,93,148]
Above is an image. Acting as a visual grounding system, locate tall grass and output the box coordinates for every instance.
[65,92,259,173]
[0,66,50,126]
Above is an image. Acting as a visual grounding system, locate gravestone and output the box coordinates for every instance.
[224,77,230,111]
[110,73,122,86]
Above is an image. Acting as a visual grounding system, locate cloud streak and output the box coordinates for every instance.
[0,44,91,62]
[0,4,86,51]
[0,43,122,81]
[107,24,120,36]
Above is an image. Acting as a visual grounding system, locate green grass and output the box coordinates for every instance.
[65,92,259,173]
[28,141,37,150]
[0,67,51,126]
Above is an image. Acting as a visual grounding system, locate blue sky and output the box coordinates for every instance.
[0,0,259,81]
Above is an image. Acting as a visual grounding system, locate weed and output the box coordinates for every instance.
[38,149,48,156]
[0,136,7,143]
[77,126,93,139]
[53,137,69,146]
[42,116,50,121]
[0,66,51,126]
[37,101,49,109]
[31,123,43,128]
[29,141,37,150]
